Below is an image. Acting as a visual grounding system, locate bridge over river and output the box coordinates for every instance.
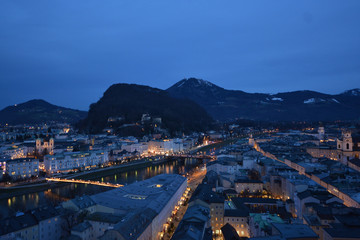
[46,178,123,188]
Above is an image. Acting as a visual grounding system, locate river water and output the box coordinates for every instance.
[0,158,202,219]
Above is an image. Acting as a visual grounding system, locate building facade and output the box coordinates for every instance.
[307,130,360,165]
[36,138,54,155]
[44,151,109,174]
[3,158,39,179]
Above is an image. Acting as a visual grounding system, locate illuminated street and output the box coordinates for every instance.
[162,165,207,240]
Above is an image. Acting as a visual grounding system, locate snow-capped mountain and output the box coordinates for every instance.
[167,78,360,121]
[342,88,360,96]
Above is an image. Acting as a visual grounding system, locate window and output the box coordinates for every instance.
[347,143,349,149]
[124,194,147,200]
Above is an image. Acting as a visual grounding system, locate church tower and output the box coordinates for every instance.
[49,138,54,154]
[249,134,255,147]
[36,138,42,153]
[318,127,325,140]
[337,130,353,152]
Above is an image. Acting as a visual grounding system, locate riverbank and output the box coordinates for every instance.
[0,157,172,200]
[192,137,241,154]
[0,138,237,200]
[72,159,154,180]
[0,181,70,200]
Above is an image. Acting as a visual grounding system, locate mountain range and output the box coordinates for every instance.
[0,99,87,125]
[167,78,360,122]
[1,79,359,127]
[77,83,213,134]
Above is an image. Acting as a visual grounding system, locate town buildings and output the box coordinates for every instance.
[307,130,360,165]
[61,174,187,240]
[148,139,184,154]
[44,150,109,174]
[0,206,65,240]
[2,157,39,179]
[171,204,212,240]
[36,137,54,155]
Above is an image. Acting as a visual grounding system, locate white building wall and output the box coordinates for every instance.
[151,179,187,239]
[6,159,39,178]
[44,151,109,174]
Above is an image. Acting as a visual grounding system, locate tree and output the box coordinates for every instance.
[254,189,262,198]
[1,173,12,183]
[241,189,250,198]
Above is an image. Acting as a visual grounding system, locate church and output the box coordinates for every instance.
[336,130,360,164]
[307,129,360,167]
[36,137,54,155]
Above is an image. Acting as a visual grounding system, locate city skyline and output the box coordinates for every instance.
[1,1,360,240]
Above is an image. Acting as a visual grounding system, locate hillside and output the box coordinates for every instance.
[0,99,87,124]
[78,84,213,134]
[167,78,360,121]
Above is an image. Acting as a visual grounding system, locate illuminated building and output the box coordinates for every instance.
[89,174,187,240]
[307,130,360,166]
[36,137,54,155]
[44,150,109,174]
[3,158,39,179]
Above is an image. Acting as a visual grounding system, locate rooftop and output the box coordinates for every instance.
[221,223,241,240]
[0,212,37,236]
[224,209,249,218]
[70,195,96,209]
[86,212,124,224]
[272,223,318,239]
[72,221,92,233]
[91,174,186,213]
[323,224,360,238]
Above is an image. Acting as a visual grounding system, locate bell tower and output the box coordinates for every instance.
[318,127,325,140]
[36,138,41,152]
[249,134,255,147]
[49,138,54,154]
[341,130,353,152]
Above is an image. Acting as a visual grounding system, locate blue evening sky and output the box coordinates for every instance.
[0,0,359,110]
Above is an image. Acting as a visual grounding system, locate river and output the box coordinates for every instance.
[0,157,203,219]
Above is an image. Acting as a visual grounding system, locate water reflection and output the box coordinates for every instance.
[0,158,201,219]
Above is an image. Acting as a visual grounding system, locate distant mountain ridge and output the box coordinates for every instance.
[78,83,213,134]
[167,78,360,121]
[2,80,359,126]
[0,99,87,124]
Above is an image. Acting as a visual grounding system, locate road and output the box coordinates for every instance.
[162,166,207,240]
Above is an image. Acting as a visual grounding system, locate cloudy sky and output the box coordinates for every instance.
[0,0,359,110]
